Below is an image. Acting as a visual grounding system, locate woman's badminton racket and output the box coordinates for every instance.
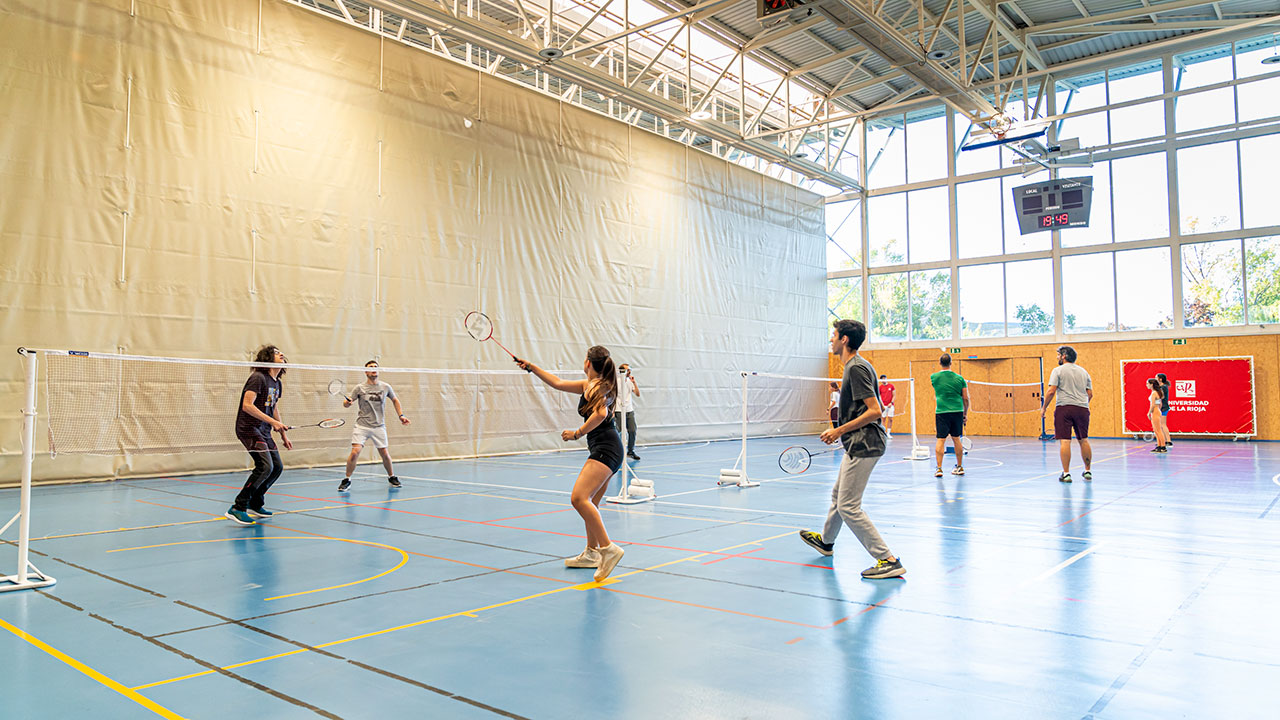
[778,445,842,474]
[286,418,346,430]
[465,311,529,371]
[327,379,351,402]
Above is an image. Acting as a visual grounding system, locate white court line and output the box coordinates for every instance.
[1273,472,1280,488]
[351,471,570,496]
[1019,543,1106,588]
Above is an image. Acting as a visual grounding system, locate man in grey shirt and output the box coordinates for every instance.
[798,319,904,580]
[338,361,410,492]
[1041,345,1092,483]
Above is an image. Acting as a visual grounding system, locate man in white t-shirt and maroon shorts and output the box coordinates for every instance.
[1041,346,1093,484]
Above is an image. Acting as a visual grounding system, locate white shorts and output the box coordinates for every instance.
[883,403,895,418]
[351,425,389,449]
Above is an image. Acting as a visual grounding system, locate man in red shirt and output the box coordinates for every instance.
[878,375,896,439]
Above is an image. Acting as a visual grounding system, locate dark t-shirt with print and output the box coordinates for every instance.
[839,355,888,458]
[235,371,282,436]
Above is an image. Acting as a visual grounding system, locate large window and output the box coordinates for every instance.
[906,111,948,183]
[957,178,1003,258]
[1108,60,1165,145]
[828,276,862,324]
[1063,253,1116,332]
[867,193,907,266]
[910,270,952,340]
[1116,247,1173,330]
[1182,240,1244,326]
[960,264,1004,338]
[1111,153,1169,242]
[867,116,906,189]
[1175,45,1236,133]
[826,36,1280,344]
[1241,134,1280,229]
[907,186,949,262]
[1006,259,1055,336]
[1178,142,1241,235]
[869,272,908,341]
[1246,237,1280,324]
[826,199,861,272]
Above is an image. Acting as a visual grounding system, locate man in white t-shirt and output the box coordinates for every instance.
[338,361,410,492]
[614,363,641,460]
[1041,345,1093,484]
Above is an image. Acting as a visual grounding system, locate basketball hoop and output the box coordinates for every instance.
[988,112,1016,141]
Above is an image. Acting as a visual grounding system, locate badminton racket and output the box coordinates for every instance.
[327,379,351,402]
[286,418,346,430]
[464,311,530,371]
[778,445,843,474]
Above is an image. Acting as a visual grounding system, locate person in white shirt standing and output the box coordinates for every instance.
[1041,346,1093,484]
[614,363,641,460]
[338,361,410,492]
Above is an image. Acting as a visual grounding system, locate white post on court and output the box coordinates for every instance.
[718,371,758,487]
[1,348,56,593]
[607,365,654,504]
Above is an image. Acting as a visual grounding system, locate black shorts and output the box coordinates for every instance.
[237,429,277,453]
[586,427,624,473]
[935,412,965,439]
[1054,405,1090,440]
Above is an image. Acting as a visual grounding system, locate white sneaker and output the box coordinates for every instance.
[564,548,601,568]
[593,543,625,582]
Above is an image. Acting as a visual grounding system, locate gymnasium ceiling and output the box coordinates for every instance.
[288,0,1280,191]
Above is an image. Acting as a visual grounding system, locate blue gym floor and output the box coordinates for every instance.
[2,436,1278,719]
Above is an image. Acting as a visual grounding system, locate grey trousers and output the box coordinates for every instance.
[822,453,892,561]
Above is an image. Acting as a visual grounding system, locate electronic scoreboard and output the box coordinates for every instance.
[1010,177,1093,235]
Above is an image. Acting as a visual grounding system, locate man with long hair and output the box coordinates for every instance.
[227,345,291,525]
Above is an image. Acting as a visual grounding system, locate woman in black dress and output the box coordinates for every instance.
[518,346,626,582]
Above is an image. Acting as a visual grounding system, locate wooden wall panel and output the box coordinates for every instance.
[840,333,1279,439]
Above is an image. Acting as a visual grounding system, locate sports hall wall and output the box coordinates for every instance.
[0,0,827,483]
[831,334,1280,440]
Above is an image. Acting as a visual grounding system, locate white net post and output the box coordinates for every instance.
[718,372,756,487]
[1,349,56,593]
[607,367,653,505]
[888,376,928,461]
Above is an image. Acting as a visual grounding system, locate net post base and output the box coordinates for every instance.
[0,566,56,593]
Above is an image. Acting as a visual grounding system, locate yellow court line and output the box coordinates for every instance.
[0,615,188,719]
[133,528,800,690]
[108,537,409,602]
[135,573,593,686]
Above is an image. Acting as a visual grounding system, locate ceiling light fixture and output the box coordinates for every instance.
[689,109,713,121]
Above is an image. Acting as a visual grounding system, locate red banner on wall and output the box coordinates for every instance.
[1121,357,1255,436]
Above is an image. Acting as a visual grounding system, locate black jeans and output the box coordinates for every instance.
[233,434,283,511]
[614,411,637,454]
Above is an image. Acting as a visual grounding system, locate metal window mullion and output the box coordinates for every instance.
[947,107,961,342]
[1165,52,1185,330]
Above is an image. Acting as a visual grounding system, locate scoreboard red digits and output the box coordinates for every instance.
[1040,213,1070,227]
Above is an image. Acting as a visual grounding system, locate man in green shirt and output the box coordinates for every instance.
[930,354,970,478]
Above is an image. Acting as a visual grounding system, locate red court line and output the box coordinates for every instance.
[130,493,861,634]
[785,637,805,644]
[165,477,832,570]
[702,547,763,566]
[488,507,575,522]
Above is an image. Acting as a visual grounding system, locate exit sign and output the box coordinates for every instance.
[949,347,961,353]
[1172,339,1187,345]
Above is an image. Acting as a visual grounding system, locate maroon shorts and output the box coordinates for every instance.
[1054,405,1090,440]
